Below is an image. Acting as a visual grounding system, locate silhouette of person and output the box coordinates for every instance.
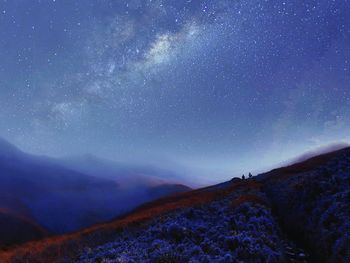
[242,174,245,180]
[248,172,253,178]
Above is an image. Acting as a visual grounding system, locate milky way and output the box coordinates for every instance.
[0,0,350,182]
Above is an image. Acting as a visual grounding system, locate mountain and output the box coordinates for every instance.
[258,147,350,263]
[0,137,24,158]
[1,146,349,262]
[58,154,186,187]
[0,138,190,248]
[0,208,48,249]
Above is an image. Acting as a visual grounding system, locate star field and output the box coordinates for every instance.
[0,0,350,182]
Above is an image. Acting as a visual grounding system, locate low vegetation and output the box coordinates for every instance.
[1,147,350,262]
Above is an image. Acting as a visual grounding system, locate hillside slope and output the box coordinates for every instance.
[0,209,48,249]
[0,138,191,248]
[260,147,350,263]
[0,147,349,262]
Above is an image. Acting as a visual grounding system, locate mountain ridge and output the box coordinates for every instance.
[0,138,191,248]
[1,146,349,262]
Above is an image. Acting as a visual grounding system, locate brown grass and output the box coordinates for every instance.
[2,146,345,262]
[0,179,258,263]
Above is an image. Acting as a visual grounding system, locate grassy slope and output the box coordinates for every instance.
[0,147,348,262]
[260,147,350,263]
[0,180,261,262]
[0,208,49,249]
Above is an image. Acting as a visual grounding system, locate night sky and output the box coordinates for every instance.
[1,0,350,182]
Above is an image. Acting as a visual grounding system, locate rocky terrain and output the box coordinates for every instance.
[1,147,350,262]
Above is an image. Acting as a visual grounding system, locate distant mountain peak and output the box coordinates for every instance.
[0,137,22,157]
